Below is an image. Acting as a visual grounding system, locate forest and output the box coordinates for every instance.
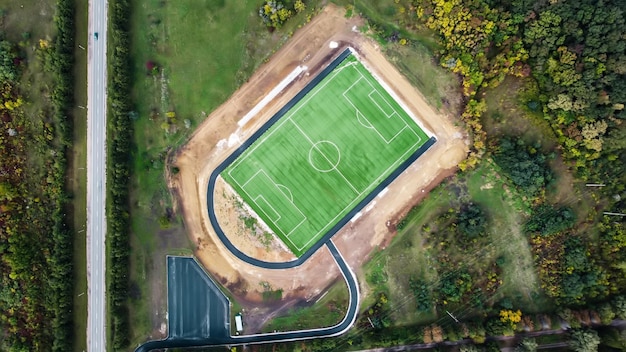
[0,0,75,350]
[420,0,626,305]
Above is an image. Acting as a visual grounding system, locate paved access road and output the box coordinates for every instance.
[135,241,359,352]
[86,0,107,349]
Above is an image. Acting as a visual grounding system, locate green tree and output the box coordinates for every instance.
[493,138,553,197]
[516,338,538,352]
[409,278,432,312]
[524,204,575,236]
[0,40,18,82]
[599,327,626,351]
[460,344,483,352]
[569,329,601,352]
[439,270,472,303]
[613,296,626,319]
[457,203,488,240]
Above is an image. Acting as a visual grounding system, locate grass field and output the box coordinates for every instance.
[362,160,551,326]
[222,53,430,256]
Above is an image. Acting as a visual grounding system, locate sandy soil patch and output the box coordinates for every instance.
[213,177,296,262]
[169,4,467,332]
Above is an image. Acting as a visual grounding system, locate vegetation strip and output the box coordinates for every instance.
[106,0,133,348]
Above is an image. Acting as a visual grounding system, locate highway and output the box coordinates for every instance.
[86,0,107,349]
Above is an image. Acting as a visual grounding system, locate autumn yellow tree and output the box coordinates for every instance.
[500,309,523,329]
[294,0,305,13]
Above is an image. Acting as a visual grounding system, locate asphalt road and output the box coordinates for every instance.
[86,0,107,349]
[135,241,359,352]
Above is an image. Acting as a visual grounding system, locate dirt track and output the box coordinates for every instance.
[170,4,467,332]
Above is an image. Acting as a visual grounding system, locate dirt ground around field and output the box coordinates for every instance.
[169,4,467,332]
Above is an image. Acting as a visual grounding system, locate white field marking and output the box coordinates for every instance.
[307,141,341,173]
[290,119,360,195]
[240,169,262,189]
[285,212,307,238]
[238,169,308,242]
[235,168,308,246]
[227,55,428,252]
[356,110,374,129]
[294,90,428,251]
[276,184,293,202]
[350,212,362,223]
[349,66,425,143]
[220,176,284,246]
[348,46,435,137]
[377,187,389,198]
[342,71,421,145]
[253,195,282,223]
[350,106,411,144]
[226,58,355,173]
[238,65,306,127]
[367,90,395,118]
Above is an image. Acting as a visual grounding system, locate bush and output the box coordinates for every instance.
[493,138,553,197]
[409,278,432,312]
[457,203,487,240]
[525,204,576,235]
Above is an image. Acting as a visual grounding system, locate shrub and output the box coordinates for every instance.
[525,204,576,236]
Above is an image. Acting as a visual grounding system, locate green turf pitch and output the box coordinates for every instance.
[222,53,429,256]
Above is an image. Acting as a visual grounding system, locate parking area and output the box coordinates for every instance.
[167,256,230,339]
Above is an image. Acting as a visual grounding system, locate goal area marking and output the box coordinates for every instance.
[223,52,430,254]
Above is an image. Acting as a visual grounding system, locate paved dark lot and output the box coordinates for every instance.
[167,256,230,339]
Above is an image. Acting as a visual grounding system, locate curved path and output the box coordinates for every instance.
[135,240,359,352]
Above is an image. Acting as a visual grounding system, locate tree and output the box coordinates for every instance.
[599,327,626,351]
[0,40,18,82]
[460,344,483,352]
[493,138,553,197]
[516,338,538,352]
[500,309,523,329]
[258,0,293,28]
[409,278,432,312]
[439,270,472,303]
[613,296,626,319]
[294,0,305,13]
[569,329,601,352]
[457,203,488,240]
[597,303,616,325]
[524,204,575,236]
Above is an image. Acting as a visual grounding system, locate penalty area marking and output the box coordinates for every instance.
[226,53,430,253]
[347,46,435,138]
[342,70,419,145]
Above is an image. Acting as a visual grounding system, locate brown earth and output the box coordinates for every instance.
[169,4,468,333]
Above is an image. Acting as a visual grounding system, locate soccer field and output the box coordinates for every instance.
[222,51,431,256]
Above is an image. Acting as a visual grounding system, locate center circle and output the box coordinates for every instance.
[308,141,340,172]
